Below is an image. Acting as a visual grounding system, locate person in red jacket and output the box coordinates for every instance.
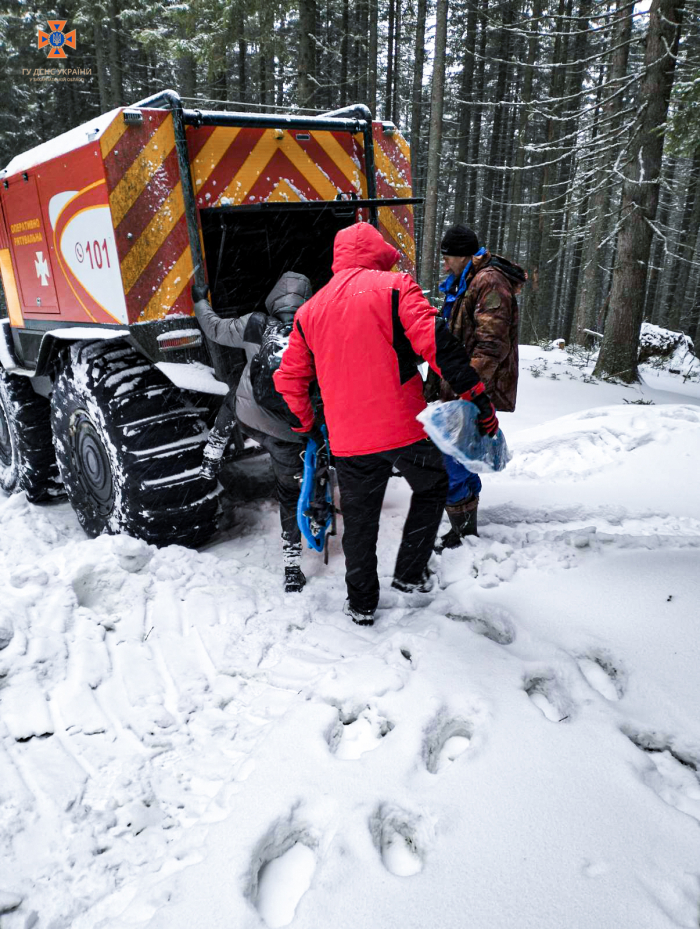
[274,222,498,626]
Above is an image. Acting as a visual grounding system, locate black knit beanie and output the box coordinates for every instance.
[440,224,479,257]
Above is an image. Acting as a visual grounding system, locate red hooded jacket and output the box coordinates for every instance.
[274,223,483,457]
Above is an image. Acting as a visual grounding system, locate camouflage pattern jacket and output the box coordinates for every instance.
[425,251,525,412]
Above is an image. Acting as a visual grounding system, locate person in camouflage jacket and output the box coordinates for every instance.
[425,223,527,550]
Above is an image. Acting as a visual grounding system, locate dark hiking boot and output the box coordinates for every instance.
[434,496,479,553]
[284,565,307,593]
[391,567,435,594]
[343,601,375,626]
[201,427,229,482]
[283,539,305,592]
[201,455,221,482]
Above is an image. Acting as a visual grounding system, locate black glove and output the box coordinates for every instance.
[300,423,325,448]
[191,282,210,303]
[461,383,499,437]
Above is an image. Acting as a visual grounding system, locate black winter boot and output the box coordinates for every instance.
[343,601,375,626]
[434,496,479,553]
[201,427,229,482]
[391,567,436,594]
[283,540,306,593]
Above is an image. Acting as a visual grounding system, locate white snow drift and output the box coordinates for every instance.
[1,344,700,929]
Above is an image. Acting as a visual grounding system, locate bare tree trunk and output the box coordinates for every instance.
[259,5,275,107]
[467,7,488,213]
[236,1,247,104]
[497,91,519,253]
[108,0,123,106]
[419,0,449,288]
[453,1,478,220]
[298,0,317,109]
[594,0,684,382]
[368,0,378,116]
[358,0,370,104]
[392,0,401,123]
[664,151,700,331]
[340,0,349,107]
[645,158,677,325]
[409,0,428,198]
[484,5,515,247]
[385,0,395,120]
[93,15,110,111]
[506,0,543,258]
[531,0,573,341]
[574,0,633,346]
[688,274,700,342]
[348,3,359,102]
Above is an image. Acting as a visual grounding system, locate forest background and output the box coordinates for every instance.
[0,0,698,383]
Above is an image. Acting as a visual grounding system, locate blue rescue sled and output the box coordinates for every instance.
[417,400,511,472]
[297,426,336,561]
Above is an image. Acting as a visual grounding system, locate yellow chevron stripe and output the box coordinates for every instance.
[138,245,194,322]
[220,131,278,204]
[100,110,130,160]
[379,206,416,266]
[191,126,241,193]
[121,183,184,295]
[0,249,24,327]
[268,179,302,203]
[278,135,338,200]
[393,130,411,165]
[109,116,177,229]
[373,143,412,198]
[310,131,362,193]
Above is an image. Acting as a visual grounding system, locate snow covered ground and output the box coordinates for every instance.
[1,344,700,929]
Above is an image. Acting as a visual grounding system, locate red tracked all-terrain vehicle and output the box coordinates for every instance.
[0,89,418,547]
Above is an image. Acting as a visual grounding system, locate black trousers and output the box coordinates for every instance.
[214,395,303,545]
[242,425,304,545]
[334,439,448,613]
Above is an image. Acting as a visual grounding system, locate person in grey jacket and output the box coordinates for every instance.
[192,271,313,593]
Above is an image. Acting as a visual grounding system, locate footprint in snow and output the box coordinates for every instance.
[447,604,516,645]
[577,651,625,701]
[524,672,574,723]
[623,728,700,822]
[247,822,317,928]
[423,712,474,774]
[327,706,394,760]
[370,803,432,877]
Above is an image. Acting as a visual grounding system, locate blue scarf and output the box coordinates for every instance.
[439,247,487,319]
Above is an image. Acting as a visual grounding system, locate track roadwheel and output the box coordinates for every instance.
[51,341,221,547]
[0,369,63,502]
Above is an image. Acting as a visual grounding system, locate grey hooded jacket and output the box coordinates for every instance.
[194,271,312,441]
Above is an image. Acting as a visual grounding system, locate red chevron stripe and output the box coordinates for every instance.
[244,148,320,203]
[102,109,170,193]
[113,147,181,258]
[124,215,189,323]
[185,124,216,163]
[293,134,357,195]
[374,126,412,182]
[195,126,266,207]
[166,286,192,318]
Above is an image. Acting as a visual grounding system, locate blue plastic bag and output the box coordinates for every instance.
[417,400,511,473]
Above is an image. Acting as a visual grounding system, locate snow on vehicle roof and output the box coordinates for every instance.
[2,107,123,177]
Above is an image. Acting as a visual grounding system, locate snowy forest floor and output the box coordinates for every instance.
[2,344,700,929]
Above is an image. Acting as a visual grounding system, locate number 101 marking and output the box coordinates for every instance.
[85,239,111,270]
